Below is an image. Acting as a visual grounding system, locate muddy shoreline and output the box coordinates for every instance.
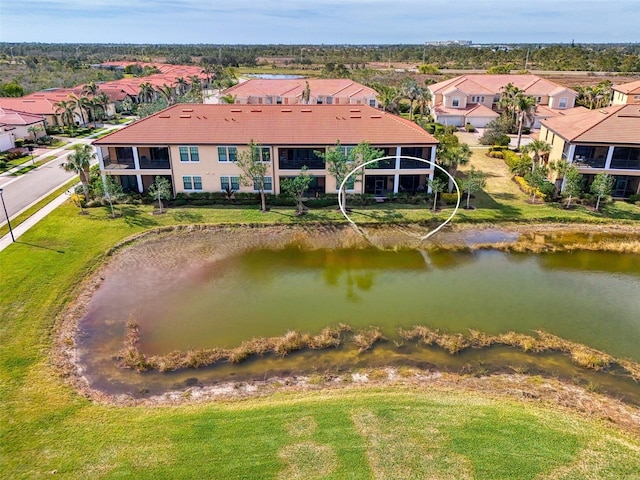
[53,222,640,429]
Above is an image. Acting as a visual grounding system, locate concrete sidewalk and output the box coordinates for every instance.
[0,188,73,252]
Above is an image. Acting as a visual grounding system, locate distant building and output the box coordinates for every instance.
[208,79,379,108]
[427,74,579,128]
[611,80,640,105]
[425,40,472,46]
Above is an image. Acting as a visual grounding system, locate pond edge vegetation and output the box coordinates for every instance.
[117,321,640,384]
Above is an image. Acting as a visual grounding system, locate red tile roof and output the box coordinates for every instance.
[434,103,499,117]
[541,104,640,144]
[429,74,577,97]
[0,108,44,126]
[221,79,378,100]
[613,79,640,95]
[0,95,60,115]
[95,104,437,146]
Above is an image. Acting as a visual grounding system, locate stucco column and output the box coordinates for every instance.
[132,147,140,170]
[604,146,614,170]
[132,147,143,192]
[395,146,402,169]
[96,147,105,170]
[393,175,400,194]
[567,144,576,163]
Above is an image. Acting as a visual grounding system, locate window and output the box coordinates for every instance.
[276,96,283,105]
[536,96,542,103]
[336,176,355,190]
[471,96,485,103]
[326,96,333,105]
[369,98,376,107]
[452,97,460,107]
[316,97,323,104]
[179,146,199,162]
[183,175,202,191]
[253,176,273,191]
[218,146,237,162]
[634,95,640,101]
[342,146,355,159]
[220,176,240,191]
[253,146,271,162]
[558,97,568,108]
[266,96,273,104]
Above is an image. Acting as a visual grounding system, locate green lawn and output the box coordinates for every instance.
[2,203,640,478]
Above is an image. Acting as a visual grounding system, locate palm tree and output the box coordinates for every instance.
[27,124,42,141]
[60,144,96,201]
[94,92,111,121]
[200,64,217,88]
[67,94,91,126]
[438,140,472,193]
[82,82,99,97]
[522,140,551,171]
[514,93,537,150]
[416,88,433,122]
[499,83,522,122]
[54,100,76,133]
[401,79,422,121]
[376,85,400,113]
[174,77,188,97]
[138,82,155,103]
[156,84,175,105]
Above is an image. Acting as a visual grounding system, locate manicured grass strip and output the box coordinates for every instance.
[0,179,78,238]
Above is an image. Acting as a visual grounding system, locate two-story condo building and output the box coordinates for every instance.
[93,104,438,197]
[540,104,640,198]
[207,79,379,108]
[428,74,579,128]
[611,80,640,106]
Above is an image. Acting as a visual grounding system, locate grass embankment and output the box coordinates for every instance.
[2,203,640,478]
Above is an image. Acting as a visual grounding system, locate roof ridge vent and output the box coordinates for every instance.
[301,109,312,112]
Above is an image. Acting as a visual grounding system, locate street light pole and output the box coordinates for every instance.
[0,188,15,242]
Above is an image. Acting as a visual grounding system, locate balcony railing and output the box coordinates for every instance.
[139,157,170,170]
[610,158,640,170]
[103,156,134,169]
[573,156,606,168]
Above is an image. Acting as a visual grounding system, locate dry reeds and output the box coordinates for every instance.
[119,320,640,380]
[352,327,386,352]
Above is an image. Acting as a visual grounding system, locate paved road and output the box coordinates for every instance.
[0,122,131,225]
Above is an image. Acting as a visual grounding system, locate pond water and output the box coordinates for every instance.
[76,229,640,398]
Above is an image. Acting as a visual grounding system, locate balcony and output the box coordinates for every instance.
[139,156,170,170]
[572,156,606,169]
[103,156,134,170]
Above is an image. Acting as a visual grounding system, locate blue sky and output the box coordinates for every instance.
[1,0,638,44]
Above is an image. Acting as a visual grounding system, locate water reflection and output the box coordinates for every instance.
[76,239,640,397]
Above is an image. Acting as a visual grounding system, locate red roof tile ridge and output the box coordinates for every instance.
[566,104,626,141]
[381,108,438,141]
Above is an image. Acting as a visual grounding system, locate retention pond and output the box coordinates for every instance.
[73,226,640,400]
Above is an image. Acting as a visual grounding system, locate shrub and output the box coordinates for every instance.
[444,125,457,134]
[173,198,188,207]
[36,135,54,146]
[488,151,504,159]
[627,193,640,204]
[6,151,25,160]
[504,151,532,176]
[513,175,547,201]
[464,123,475,132]
[14,138,24,148]
[440,192,458,205]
